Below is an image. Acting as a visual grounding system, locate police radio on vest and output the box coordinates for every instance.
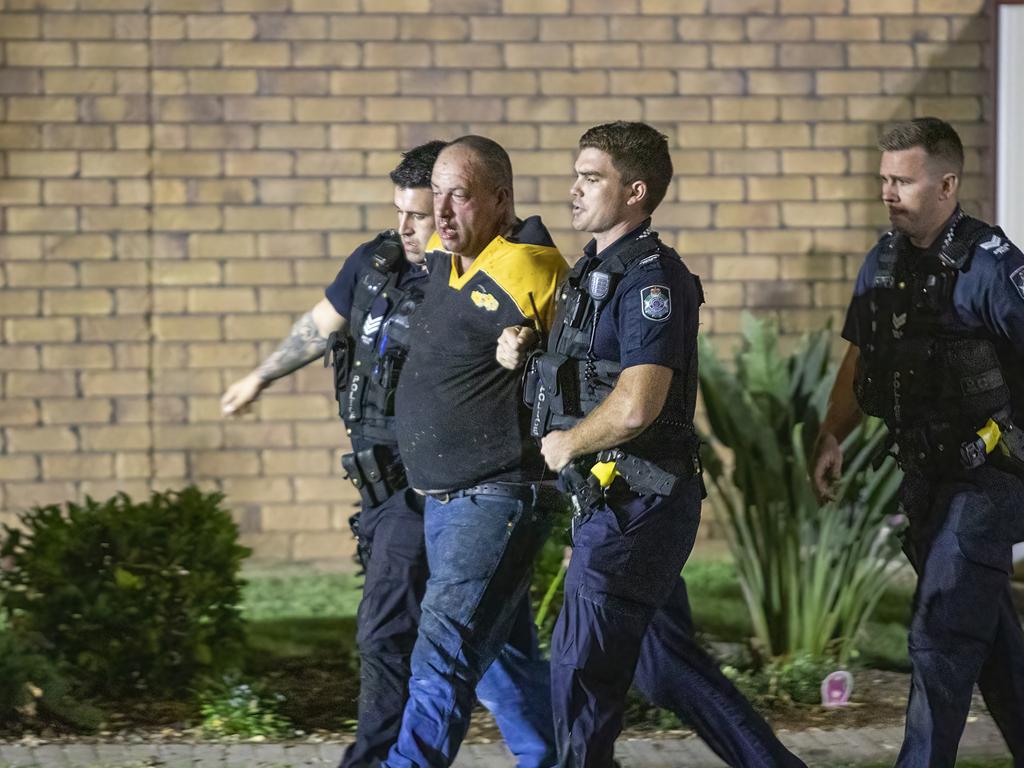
[587,271,614,302]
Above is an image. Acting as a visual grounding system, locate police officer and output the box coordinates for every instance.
[221,141,555,768]
[505,122,805,767]
[812,117,1024,766]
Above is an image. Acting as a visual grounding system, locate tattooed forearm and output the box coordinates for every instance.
[255,311,329,383]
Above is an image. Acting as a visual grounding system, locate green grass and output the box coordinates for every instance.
[240,570,364,729]
[241,557,915,671]
[684,558,755,640]
[241,570,363,622]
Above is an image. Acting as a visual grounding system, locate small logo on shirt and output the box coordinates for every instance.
[471,289,499,312]
[640,285,671,321]
[1010,265,1024,301]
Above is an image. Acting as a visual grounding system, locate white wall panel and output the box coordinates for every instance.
[998,5,1024,242]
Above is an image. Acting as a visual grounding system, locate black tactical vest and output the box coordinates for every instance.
[327,233,423,446]
[526,228,704,465]
[853,213,1014,461]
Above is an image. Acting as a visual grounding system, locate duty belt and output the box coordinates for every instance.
[561,446,703,543]
[893,410,1024,477]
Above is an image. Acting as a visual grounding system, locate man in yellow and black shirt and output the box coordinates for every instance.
[384,136,566,768]
[397,221,562,491]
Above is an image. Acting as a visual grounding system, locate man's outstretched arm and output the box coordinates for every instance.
[221,298,346,416]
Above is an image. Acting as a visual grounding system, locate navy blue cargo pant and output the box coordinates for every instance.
[343,487,555,768]
[551,476,806,768]
[895,465,1024,767]
[341,487,427,768]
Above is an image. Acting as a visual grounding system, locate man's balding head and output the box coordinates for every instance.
[431,135,517,261]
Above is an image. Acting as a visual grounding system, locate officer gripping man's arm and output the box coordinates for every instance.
[500,325,671,462]
[502,121,807,768]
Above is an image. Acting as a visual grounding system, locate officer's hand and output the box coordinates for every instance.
[220,373,265,417]
[496,325,538,370]
[811,432,843,504]
[541,430,576,472]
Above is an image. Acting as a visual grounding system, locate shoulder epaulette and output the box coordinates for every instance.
[940,215,999,271]
[604,227,664,276]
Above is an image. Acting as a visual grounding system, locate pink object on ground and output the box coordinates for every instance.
[821,670,853,708]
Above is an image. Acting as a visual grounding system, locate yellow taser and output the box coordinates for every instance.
[590,461,619,489]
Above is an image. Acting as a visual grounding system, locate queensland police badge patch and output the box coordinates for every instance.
[1010,265,1024,301]
[640,285,671,321]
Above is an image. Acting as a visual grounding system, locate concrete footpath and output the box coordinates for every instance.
[0,715,1010,767]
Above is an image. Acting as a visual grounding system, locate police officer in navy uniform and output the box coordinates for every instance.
[504,121,805,767]
[812,117,1024,766]
[222,141,555,768]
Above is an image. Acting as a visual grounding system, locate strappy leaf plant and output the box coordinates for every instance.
[699,313,903,662]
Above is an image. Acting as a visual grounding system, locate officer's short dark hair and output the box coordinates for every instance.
[578,122,673,214]
[878,117,964,176]
[445,134,514,196]
[389,140,447,189]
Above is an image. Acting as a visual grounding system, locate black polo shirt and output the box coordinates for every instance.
[395,217,566,491]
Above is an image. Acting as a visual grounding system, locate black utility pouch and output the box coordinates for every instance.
[522,350,544,408]
[341,450,382,508]
[341,447,405,508]
[526,353,578,438]
[324,331,351,414]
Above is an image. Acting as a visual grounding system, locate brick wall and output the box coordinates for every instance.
[0,0,993,562]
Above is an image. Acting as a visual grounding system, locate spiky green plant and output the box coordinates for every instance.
[699,313,903,661]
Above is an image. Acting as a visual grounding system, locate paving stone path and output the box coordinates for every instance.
[0,714,1009,767]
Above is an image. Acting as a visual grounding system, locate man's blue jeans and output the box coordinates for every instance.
[382,490,556,768]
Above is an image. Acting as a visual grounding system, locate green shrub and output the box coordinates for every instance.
[722,652,839,708]
[0,630,104,729]
[699,314,904,662]
[199,676,293,739]
[0,630,54,721]
[0,487,250,699]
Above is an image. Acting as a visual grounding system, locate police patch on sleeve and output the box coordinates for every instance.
[640,285,671,321]
[1010,265,1024,301]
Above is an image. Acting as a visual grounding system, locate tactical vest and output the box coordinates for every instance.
[326,233,423,446]
[525,229,704,467]
[853,213,1014,466]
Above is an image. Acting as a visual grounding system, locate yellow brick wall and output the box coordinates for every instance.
[0,0,993,562]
